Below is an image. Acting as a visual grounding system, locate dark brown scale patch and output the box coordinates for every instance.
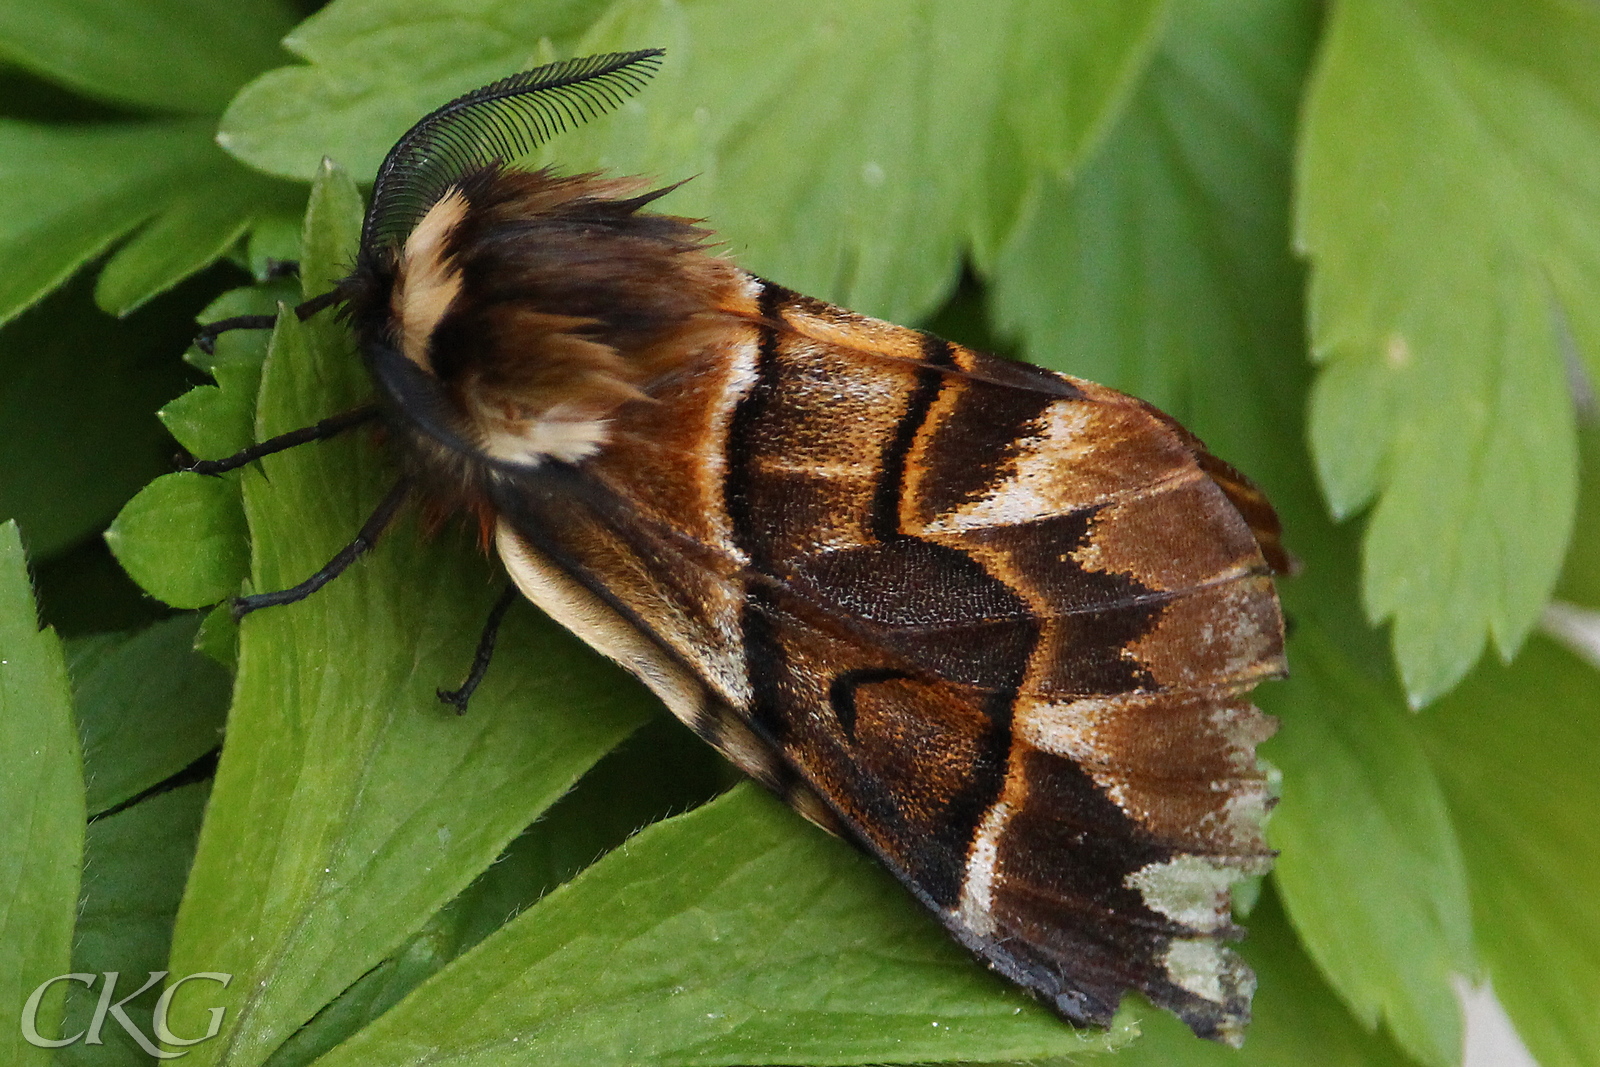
[915,378,1060,519]
[952,509,1165,694]
[726,281,796,743]
[791,541,1038,691]
[794,538,1029,629]
[962,509,1158,612]
[954,347,1087,399]
[870,336,954,542]
[723,282,786,561]
[740,593,794,745]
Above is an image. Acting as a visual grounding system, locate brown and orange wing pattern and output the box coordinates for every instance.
[490,275,1285,1043]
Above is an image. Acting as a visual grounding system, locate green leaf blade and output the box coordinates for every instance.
[315,786,1116,1067]
[0,520,84,1065]
[0,117,216,327]
[0,270,203,561]
[1295,0,1600,705]
[215,0,609,182]
[0,0,296,114]
[105,471,249,610]
[57,782,210,1067]
[987,3,1477,1059]
[1114,889,1419,1067]
[67,615,230,816]
[1265,624,1474,1067]
[96,164,301,318]
[991,0,1314,498]
[221,0,1164,323]
[1419,634,1600,1067]
[567,0,1165,323]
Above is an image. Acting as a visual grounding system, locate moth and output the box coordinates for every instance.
[194,50,1288,1045]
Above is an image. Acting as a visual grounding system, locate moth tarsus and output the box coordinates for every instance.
[229,478,411,620]
[182,406,380,476]
[192,289,346,355]
[194,313,277,355]
[192,48,1288,1045]
[436,584,520,714]
[293,288,349,322]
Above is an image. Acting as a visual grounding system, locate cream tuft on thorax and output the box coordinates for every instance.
[391,189,469,371]
[467,396,612,467]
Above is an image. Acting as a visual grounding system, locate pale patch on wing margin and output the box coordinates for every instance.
[954,801,1014,938]
[392,189,468,371]
[1162,937,1255,1046]
[1125,854,1269,931]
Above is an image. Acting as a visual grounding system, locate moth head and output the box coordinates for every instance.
[342,49,739,470]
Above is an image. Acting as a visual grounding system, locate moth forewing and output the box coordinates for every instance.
[204,49,1288,1047]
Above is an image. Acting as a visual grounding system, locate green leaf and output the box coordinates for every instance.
[0,270,200,560]
[313,785,1119,1067]
[0,117,215,327]
[1296,0,1600,705]
[0,116,297,325]
[0,0,296,114]
[194,602,240,670]
[0,520,84,1065]
[1266,623,1473,1067]
[104,472,249,609]
[218,0,608,182]
[96,163,302,317]
[563,0,1166,322]
[261,716,731,1067]
[246,209,305,279]
[1418,635,1600,1067]
[297,157,364,301]
[189,280,300,379]
[160,165,651,1067]
[162,381,254,462]
[283,0,605,63]
[67,615,230,816]
[57,782,210,1067]
[1115,887,1419,1067]
[1555,424,1600,610]
[161,281,299,474]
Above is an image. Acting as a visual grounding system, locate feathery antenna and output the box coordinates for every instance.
[362,49,665,253]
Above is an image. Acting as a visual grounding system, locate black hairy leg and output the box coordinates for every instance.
[183,406,380,476]
[437,585,520,714]
[194,287,348,355]
[232,478,412,619]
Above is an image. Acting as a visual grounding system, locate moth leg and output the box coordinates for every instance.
[232,478,411,620]
[194,314,276,355]
[183,405,380,476]
[194,287,348,354]
[437,585,519,715]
